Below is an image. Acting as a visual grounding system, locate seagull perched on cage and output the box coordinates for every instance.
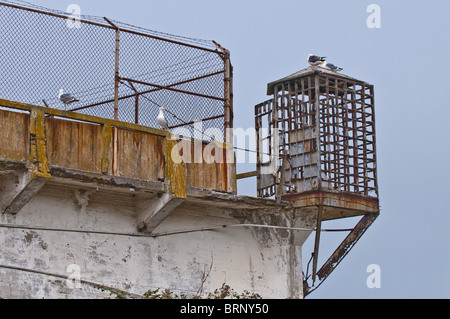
[319,61,343,72]
[58,89,79,106]
[308,54,326,66]
[157,107,169,130]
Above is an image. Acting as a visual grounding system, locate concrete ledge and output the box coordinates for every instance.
[1,170,49,215]
[137,193,185,233]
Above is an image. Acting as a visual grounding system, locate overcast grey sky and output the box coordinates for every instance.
[32,0,450,298]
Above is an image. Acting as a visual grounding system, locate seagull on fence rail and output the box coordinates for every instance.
[58,89,79,108]
[308,54,326,66]
[157,107,169,130]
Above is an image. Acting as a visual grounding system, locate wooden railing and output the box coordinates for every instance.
[0,99,236,197]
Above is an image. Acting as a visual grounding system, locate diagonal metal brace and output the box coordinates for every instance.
[305,212,379,296]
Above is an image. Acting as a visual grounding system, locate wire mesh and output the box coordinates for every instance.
[0,0,230,141]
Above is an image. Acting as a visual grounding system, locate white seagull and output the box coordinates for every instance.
[58,89,79,106]
[319,61,343,72]
[308,54,326,66]
[157,107,169,130]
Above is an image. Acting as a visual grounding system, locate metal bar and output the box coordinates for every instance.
[222,49,233,192]
[236,171,257,180]
[311,203,323,284]
[126,81,140,124]
[361,84,368,195]
[351,87,359,193]
[134,95,139,124]
[314,75,321,190]
[223,49,233,132]
[323,76,331,183]
[103,17,120,121]
[103,17,121,176]
[120,77,226,102]
[369,85,378,196]
[343,79,350,192]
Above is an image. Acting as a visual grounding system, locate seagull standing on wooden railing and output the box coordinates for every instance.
[157,107,169,130]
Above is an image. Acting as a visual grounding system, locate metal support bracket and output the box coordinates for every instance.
[304,212,379,296]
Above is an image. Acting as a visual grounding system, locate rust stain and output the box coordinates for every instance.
[282,190,379,220]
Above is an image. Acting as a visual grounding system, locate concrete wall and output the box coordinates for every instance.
[0,180,307,299]
[0,102,309,299]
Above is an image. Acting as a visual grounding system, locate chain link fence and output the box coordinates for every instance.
[0,0,231,141]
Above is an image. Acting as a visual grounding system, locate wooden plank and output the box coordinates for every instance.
[116,128,165,181]
[0,110,29,161]
[100,124,112,175]
[0,98,169,138]
[45,117,103,174]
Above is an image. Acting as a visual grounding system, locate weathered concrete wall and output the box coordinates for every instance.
[0,180,308,299]
[0,102,309,299]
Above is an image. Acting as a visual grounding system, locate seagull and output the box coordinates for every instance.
[319,61,343,72]
[58,89,79,106]
[308,54,326,66]
[157,107,169,130]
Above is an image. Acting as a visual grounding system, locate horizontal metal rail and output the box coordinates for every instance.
[120,77,227,102]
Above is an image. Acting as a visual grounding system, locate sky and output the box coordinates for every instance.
[19,0,450,299]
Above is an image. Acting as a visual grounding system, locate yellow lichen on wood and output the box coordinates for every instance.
[165,134,186,198]
[29,110,51,179]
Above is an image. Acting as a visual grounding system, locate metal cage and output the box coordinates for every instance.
[255,65,380,293]
[255,66,378,200]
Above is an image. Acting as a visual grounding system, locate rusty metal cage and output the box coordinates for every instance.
[255,66,380,294]
[255,66,378,199]
[0,1,232,142]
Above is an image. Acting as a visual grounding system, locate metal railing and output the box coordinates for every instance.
[0,0,232,141]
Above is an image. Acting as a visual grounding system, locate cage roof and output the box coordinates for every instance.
[266,66,370,95]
